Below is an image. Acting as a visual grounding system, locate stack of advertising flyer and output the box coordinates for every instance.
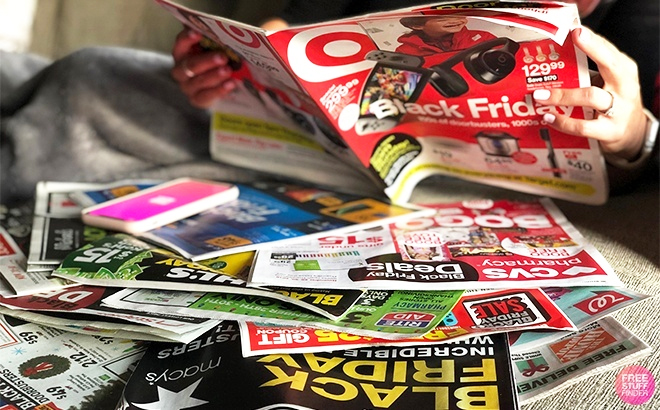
[0,1,653,409]
[0,175,651,409]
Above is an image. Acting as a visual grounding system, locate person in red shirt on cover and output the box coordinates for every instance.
[170,0,658,181]
[395,15,497,55]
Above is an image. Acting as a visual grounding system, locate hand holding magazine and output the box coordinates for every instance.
[156,0,609,204]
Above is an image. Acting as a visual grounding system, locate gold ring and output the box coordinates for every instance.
[597,90,615,117]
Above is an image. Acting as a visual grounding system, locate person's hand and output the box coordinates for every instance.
[171,27,237,108]
[533,27,648,161]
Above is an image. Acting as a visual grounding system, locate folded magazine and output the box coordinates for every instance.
[155,0,608,205]
[237,287,575,357]
[249,198,622,290]
[119,321,520,409]
[102,288,464,340]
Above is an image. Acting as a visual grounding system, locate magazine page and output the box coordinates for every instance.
[0,307,211,343]
[0,285,221,343]
[198,253,367,320]
[249,198,622,290]
[68,179,160,207]
[102,288,463,340]
[0,225,71,296]
[119,321,519,409]
[0,314,147,409]
[139,182,434,261]
[368,1,577,44]
[238,287,575,357]
[509,286,651,352]
[265,2,607,204]
[154,0,376,192]
[155,1,606,204]
[206,72,376,193]
[29,215,111,267]
[512,316,652,404]
[40,181,369,320]
[51,234,364,319]
[28,180,155,268]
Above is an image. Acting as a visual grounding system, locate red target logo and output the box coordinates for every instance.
[218,22,262,48]
[287,24,376,83]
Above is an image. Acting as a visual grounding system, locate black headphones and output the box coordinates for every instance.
[429,37,520,98]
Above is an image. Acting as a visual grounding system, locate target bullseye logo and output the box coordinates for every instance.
[288,25,375,83]
[218,22,261,48]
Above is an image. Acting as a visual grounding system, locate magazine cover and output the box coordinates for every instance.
[139,182,434,261]
[0,314,147,409]
[249,198,621,290]
[119,321,519,409]
[155,0,607,205]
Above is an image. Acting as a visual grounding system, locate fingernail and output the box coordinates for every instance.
[533,89,551,101]
[543,113,556,124]
[223,80,236,90]
[578,27,590,42]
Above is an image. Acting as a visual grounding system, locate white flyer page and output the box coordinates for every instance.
[249,198,621,290]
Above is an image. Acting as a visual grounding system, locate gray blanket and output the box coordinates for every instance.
[1,47,658,409]
[1,47,275,205]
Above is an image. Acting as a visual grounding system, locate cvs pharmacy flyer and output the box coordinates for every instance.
[249,199,621,290]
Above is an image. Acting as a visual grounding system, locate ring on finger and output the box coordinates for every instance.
[596,90,615,117]
[182,61,195,78]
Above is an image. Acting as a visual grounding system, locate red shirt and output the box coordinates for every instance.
[396,27,497,55]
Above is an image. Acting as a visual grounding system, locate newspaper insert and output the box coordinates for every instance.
[249,198,622,290]
[0,285,221,343]
[238,287,576,357]
[512,316,652,404]
[102,288,463,340]
[0,314,146,409]
[119,321,520,409]
[509,285,651,352]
